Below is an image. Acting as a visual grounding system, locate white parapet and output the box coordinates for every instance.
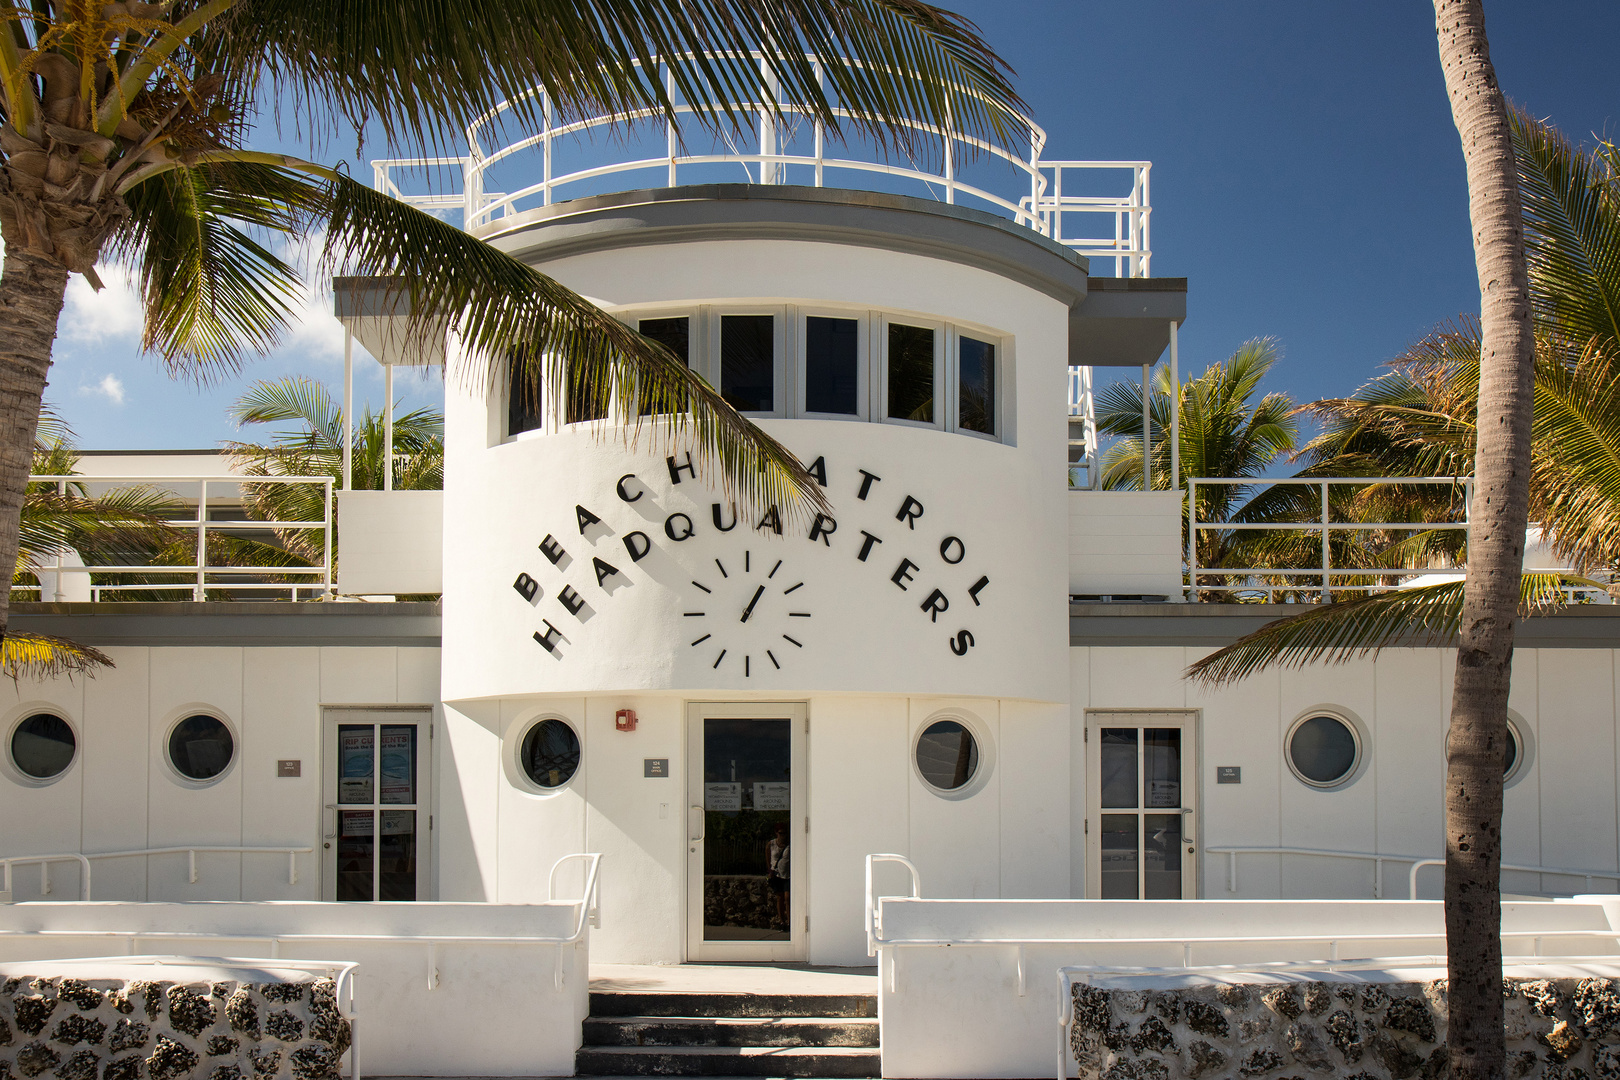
[1068,490,1182,599]
[336,489,444,596]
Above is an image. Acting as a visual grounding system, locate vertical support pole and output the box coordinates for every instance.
[1141,164,1152,276]
[943,103,955,205]
[194,480,208,601]
[665,67,678,187]
[384,365,394,492]
[342,330,354,492]
[1141,363,1152,491]
[813,61,824,188]
[1168,322,1180,492]
[1320,481,1331,601]
[542,92,554,206]
[757,58,779,185]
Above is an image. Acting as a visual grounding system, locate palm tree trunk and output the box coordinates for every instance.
[0,247,70,633]
[1434,3,1536,1079]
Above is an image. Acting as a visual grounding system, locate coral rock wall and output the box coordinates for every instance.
[1070,976,1620,1080]
[0,976,351,1080]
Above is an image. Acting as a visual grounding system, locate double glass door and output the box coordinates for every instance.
[322,708,431,901]
[685,702,807,962]
[1086,712,1198,899]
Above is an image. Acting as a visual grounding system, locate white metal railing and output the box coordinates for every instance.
[372,51,1151,276]
[1,846,314,901]
[1066,367,1099,490]
[0,854,602,994]
[1205,845,1620,900]
[19,474,333,602]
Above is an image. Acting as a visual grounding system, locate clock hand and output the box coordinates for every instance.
[739,584,766,623]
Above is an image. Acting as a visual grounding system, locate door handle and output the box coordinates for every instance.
[689,805,706,843]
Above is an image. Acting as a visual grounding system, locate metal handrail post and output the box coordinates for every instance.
[542,92,554,206]
[194,479,208,601]
[1320,480,1330,601]
[812,61,825,188]
[665,67,678,187]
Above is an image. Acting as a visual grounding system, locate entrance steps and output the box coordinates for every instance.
[577,990,879,1078]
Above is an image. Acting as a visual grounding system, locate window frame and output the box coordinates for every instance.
[911,708,995,800]
[6,708,78,786]
[946,323,1007,442]
[507,713,584,796]
[631,309,701,418]
[879,313,946,433]
[162,708,239,788]
[715,305,786,418]
[1284,710,1364,790]
[794,306,870,421]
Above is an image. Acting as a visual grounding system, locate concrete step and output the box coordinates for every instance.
[583,1015,879,1048]
[575,1046,880,1078]
[589,991,877,1019]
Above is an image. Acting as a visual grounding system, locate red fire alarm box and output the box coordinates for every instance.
[615,709,637,732]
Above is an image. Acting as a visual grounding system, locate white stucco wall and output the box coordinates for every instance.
[0,646,440,903]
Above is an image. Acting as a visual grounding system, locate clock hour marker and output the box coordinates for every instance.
[745,655,751,677]
[684,612,705,617]
[768,560,782,579]
[713,649,727,668]
[767,650,780,669]
[783,581,804,595]
[788,612,811,617]
[690,634,711,646]
[715,558,728,578]
[745,550,751,573]
[783,634,803,648]
[692,581,712,594]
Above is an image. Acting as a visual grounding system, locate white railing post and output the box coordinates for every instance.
[1320,481,1331,601]
[1186,479,1197,600]
[194,479,208,601]
[666,66,678,187]
[813,60,825,188]
[1140,164,1152,276]
[943,102,955,205]
[323,478,335,599]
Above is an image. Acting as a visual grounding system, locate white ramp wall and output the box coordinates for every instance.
[0,901,589,1077]
[1068,491,1182,598]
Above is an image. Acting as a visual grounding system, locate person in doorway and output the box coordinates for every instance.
[767,822,790,929]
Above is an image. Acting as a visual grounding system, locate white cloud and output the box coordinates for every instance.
[61,263,143,345]
[80,373,126,405]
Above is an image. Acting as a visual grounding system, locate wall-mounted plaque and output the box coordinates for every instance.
[1217,766,1241,784]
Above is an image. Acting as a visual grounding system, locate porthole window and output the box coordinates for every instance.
[520,718,581,789]
[167,714,235,782]
[1286,713,1361,789]
[915,719,979,792]
[10,713,75,781]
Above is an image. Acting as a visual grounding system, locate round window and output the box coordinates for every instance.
[10,713,75,780]
[1503,720,1524,781]
[168,714,235,781]
[915,719,979,791]
[520,719,580,789]
[1287,714,1360,788]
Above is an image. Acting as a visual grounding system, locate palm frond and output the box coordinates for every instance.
[0,632,113,681]
[235,0,1026,163]
[320,174,824,519]
[1185,572,1586,687]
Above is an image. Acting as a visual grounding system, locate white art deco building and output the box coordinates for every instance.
[4,57,1620,1080]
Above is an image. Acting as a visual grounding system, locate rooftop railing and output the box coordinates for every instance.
[371,51,1151,277]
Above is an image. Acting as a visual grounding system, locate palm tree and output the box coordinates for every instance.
[225,375,442,569]
[0,0,1026,648]
[1097,339,1301,598]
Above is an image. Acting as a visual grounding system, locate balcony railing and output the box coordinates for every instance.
[371,51,1151,277]
[19,474,333,602]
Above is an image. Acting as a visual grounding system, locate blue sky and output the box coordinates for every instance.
[43,0,1620,450]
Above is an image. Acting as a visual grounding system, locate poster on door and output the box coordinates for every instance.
[705,782,742,812]
[339,732,374,804]
[753,782,790,811]
[379,729,415,804]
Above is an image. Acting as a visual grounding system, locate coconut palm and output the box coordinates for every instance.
[225,375,442,567]
[0,0,1027,651]
[1098,339,1309,598]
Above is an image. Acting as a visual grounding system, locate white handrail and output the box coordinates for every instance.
[23,473,334,602]
[371,51,1152,276]
[1203,844,1620,900]
[865,853,921,957]
[2,846,313,901]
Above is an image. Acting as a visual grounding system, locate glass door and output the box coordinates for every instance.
[1086,712,1198,899]
[323,708,432,901]
[685,702,807,962]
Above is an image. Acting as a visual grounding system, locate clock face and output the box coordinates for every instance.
[684,548,812,676]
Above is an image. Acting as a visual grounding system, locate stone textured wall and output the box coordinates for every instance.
[1071,976,1620,1080]
[0,975,351,1080]
[704,874,780,931]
